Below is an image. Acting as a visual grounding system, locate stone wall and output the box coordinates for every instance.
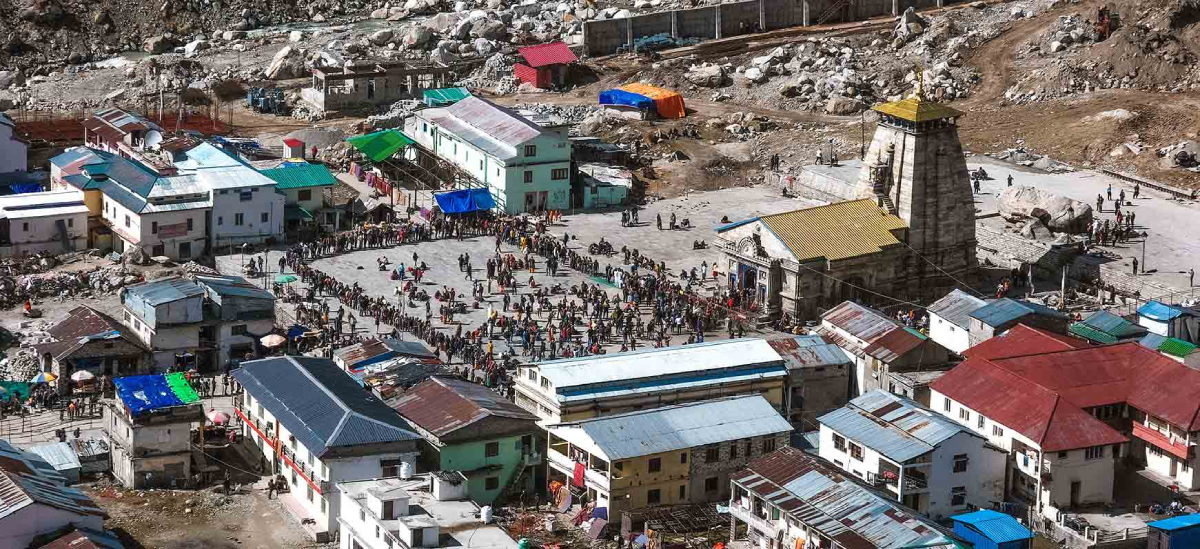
[687,433,790,504]
[582,0,797,56]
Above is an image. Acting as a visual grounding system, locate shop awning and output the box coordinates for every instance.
[346,130,414,163]
[285,203,315,222]
[434,188,496,214]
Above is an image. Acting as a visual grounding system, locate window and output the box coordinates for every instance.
[849,443,863,461]
[951,487,966,506]
[235,213,244,226]
[977,415,985,429]
[993,425,1004,437]
[485,441,500,458]
[524,145,537,157]
[959,408,970,422]
[729,443,738,459]
[527,369,537,382]
[540,378,550,390]
[524,171,533,184]
[124,215,130,228]
[680,452,687,464]
[552,168,568,180]
[217,216,223,226]
[648,458,661,473]
[1085,446,1105,460]
[953,453,969,473]
[647,488,661,505]
[321,497,326,514]
[1058,451,1069,459]
[678,485,686,500]
[360,509,366,522]
[381,459,401,477]
[67,218,74,228]
[705,447,719,462]
[220,189,228,194]
[307,484,314,502]
[615,461,624,472]
[152,244,164,256]
[745,440,752,458]
[944,398,952,412]
[833,434,846,452]
[763,438,777,453]
[232,324,248,336]
[124,311,130,321]
[704,476,719,492]
[186,218,194,231]
[240,191,253,202]
[298,189,312,201]
[261,212,269,223]
[486,476,499,490]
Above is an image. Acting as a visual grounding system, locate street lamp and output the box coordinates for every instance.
[1142,231,1150,272]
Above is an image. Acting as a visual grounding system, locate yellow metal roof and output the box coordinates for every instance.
[761,199,907,262]
[873,96,963,123]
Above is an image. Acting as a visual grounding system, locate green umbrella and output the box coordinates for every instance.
[275,274,299,284]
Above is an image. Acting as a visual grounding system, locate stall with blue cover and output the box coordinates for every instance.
[433,188,497,214]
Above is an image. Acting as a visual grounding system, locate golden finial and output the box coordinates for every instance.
[913,66,927,101]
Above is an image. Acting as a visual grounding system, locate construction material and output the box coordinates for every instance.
[246,88,291,116]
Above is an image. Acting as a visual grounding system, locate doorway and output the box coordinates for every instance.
[1070,481,1081,507]
[179,241,192,260]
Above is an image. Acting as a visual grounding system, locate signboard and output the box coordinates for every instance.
[158,222,189,239]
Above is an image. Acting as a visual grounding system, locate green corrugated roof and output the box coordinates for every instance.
[1158,337,1197,358]
[260,163,337,190]
[424,87,472,106]
[285,204,314,221]
[346,130,414,163]
[1068,323,1118,344]
[165,372,200,403]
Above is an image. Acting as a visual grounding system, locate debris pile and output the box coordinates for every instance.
[0,349,42,382]
[367,99,422,130]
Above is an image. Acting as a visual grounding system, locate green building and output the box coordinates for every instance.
[392,376,542,504]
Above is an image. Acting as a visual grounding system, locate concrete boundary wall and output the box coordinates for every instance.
[583,0,956,56]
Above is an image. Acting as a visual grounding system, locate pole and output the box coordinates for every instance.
[1060,267,1067,311]
[1142,235,1147,272]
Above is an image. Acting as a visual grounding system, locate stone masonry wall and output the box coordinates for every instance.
[688,433,790,504]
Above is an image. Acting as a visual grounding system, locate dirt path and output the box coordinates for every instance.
[490,91,853,125]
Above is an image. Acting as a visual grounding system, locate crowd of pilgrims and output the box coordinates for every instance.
[269,211,742,382]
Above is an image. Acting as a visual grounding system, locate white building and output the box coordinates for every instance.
[173,142,285,247]
[337,473,519,549]
[0,440,106,549]
[925,289,987,355]
[0,111,28,173]
[0,190,88,256]
[81,107,164,163]
[233,356,421,543]
[406,96,571,214]
[816,390,1007,520]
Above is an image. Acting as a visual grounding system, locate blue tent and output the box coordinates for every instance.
[434,188,496,214]
[598,89,655,111]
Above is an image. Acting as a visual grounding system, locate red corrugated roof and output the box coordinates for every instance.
[518,42,578,68]
[282,138,304,148]
[863,328,925,363]
[963,323,1086,359]
[391,376,538,441]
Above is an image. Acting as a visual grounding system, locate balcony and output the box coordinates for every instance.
[521,451,543,466]
[1132,422,1193,460]
[729,497,780,537]
[547,447,609,491]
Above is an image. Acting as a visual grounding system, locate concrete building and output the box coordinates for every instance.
[817,390,1007,519]
[1137,301,1200,344]
[0,190,88,256]
[818,300,951,397]
[0,440,106,549]
[715,83,976,322]
[0,111,29,173]
[729,446,960,549]
[406,96,571,214]
[81,107,164,163]
[233,356,421,542]
[967,298,1069,347]
[766,334,853,430]
[513,338,788,424]
[545,395,792,517]
[302,61,458,113]
[33,305,150,395]
[1147,514,1200,549]
[104,374,206,488]
[391,376,541,504]
[172,142,284,248]
[193,274,276,368]
[337,473,519,549]
[258,162,339,236]
[926,289,987,355]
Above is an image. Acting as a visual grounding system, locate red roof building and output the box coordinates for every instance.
[514,42,578,89]
[931,324,1200,513]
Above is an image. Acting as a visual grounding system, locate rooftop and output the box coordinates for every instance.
[194,274,276,301]
[962,323,1086,360]
[549,395,792,461]
[339,475,518,549]
[0,440,105,521]
[232,356,419,458]
[969,298,1066,328]
[818,390,978,463]
[927,289,988,329]
[122,276,205,306]
[112,374,201,417]
[752,199,907,262]
[766,334,853,370]
[821,301,902,349]
[0,190,88,220]
[35,305,146,360]
[518,42,578,68]
[1138,300,1190,321]
[22,442,82,475]
[733,447,959,549]
[1147,513,1200,531]
[951,509,1033,543]
[418,96,557,161]
[872,93,963,123]
[532,338,786,399]
[32,527,124,549]
[259,162,338,190]
[334,338,438,371]
[392,376,538,441]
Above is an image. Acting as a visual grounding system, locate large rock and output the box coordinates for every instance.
[183,40,209,56]
[424,12,463,33]
[144,35,176,54]
[685,64,725,87]
[222,30,247,40]
[429,45,458,65]
[0,70,25,90]
[894,7,925,40]
[18,0,65,24]
[743,67,767,84]
[999,185,1092,232]
[405,26,432,46]
[265,45,306,79]
[470,19,507,40]
[824,96,864,115]
[370,29,394,45]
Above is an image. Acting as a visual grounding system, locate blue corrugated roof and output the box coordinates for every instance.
[1080,311,1146,338]
[1148,513,1200,531]
[232,356,419,459]
[1139,300,1185,321]
[952,509,1033,543]
[715,217,759,232]
[551,395,792,460]
[124,277,205,306]
[969,298,1066,327]
[1139,332,1168,351]
[24,442,82,473]
[817,390,975,462]
[195,275,275,301]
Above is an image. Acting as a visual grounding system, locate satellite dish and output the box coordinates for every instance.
[144,130,164,148]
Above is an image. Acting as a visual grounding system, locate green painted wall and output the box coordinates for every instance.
[439,434,531,504]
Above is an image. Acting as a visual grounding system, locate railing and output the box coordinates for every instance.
[815,0,850,25]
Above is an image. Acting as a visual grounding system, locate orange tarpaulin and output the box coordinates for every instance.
[619,83,686,119]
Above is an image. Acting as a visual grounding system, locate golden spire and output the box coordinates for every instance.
[913,66,927,102]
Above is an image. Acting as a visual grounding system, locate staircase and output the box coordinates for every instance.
[495,455,534,504]
[878,193,898,215]
[815,0,850,25]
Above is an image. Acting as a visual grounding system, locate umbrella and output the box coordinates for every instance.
[207,410,231,424]
[30,372,55,383]
[260,334,287,348]
[275,274,298,284]
[70,370,96,382]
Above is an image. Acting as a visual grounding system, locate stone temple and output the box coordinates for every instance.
[715,83,977,321]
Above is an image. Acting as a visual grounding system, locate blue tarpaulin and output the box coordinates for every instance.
[287,324,311,341]
[113,375,184,416]
[598,89,654,111]
[434,188,496,214]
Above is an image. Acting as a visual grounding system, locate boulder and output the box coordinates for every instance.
[998,185,1092,232]
[612,9,631,18]
[144,35,176,54]
[1018,219,1053,241]
[894,7,925,40]
[222,30,247,40]
[183,40,209,55]
[0,70,21,90]
[18,0,65,24]
[405,26,432,46]
[265,45,306,79]
[743,67,767,84]
[473,38,495,55]
[685,64,725,87]
[424,12,462,33]
[289,30,304,42]
[370,29,394,45]
[824,96,864,115]
[429,45,458,65]
[470,19,507,40]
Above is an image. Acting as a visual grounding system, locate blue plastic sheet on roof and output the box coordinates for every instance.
[598,89,654,110]
[113,375,184,416]
[434,188,496,214]
[10,184,44,194]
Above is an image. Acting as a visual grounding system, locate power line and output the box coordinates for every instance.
[897,239,988,299]
[789,258,930,310]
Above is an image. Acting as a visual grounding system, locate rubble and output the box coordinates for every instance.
[0,349,43,383]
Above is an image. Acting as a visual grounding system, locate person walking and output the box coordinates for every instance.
[1132,257,1139,275]
[1190,268,1195,288]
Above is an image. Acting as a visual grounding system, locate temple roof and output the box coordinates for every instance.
[873,96,963,123]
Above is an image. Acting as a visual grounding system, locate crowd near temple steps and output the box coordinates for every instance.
[7,1,1200,549]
